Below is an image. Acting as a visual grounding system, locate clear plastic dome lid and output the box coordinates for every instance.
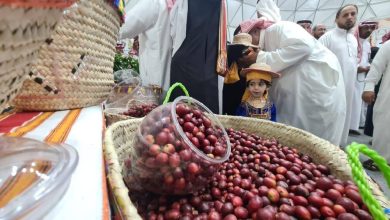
[0,137,78,220]
[106,69,142,111]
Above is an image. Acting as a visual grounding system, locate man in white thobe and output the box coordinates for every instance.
[236,0,347,146]
[362,39,390,167]
[120,0,187,91]
[350,21,377,134]
[297,20,312,34]
[319,4,358,146]
[239,19,347,145]
[312,24,327,40]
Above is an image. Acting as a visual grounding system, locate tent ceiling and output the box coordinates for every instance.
[228,0,390,40]
[123,0,390,44]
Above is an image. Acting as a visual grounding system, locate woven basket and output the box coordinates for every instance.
[12,0,121,111]
[104,115,390,219]
[0,1,74,113]
[105,111,134,127]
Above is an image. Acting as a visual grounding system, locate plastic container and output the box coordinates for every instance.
[106,69,162,118]
[106,86,162,118]
[0,137,78,220]
[123,96,231,195]
[106,69,142,109]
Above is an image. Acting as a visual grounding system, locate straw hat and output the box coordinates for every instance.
[230,33,259,48]
[241,63,280,82]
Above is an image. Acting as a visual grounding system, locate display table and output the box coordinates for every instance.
[0,106,109,220]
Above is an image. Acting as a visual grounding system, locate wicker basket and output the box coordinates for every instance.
[104,115,390,219]
[12,0,121,111]
[105,111,134,127]
[0,1,75,113]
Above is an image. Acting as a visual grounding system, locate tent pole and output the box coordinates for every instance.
[312,0,321,24]
[292,0,299,22]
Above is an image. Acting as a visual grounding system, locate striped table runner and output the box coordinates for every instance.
[0,106,109,220]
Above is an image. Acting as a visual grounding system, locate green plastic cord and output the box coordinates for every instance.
[346,142,390,220]
[163,83,190,104]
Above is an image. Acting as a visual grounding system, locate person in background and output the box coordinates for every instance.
[237,16,347,146]
[236,63,279,121]
[361,35,390,171]
[312,24,327,39]
[350,21,378,135]
[319,4,358,146]
[119,0,187,91]
[129,36,139,57]
[223,33,258,115]
[297,20,313,34]
[364,38,387,137]
[363,47,380,139]
[170,0,222,113]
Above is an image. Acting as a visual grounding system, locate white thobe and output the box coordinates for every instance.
[120,0,187,91]
[364,41,390,162]
[257,21,346,146]
[319,27,358,146]
[360,39,371,127]
[350,38,371,130]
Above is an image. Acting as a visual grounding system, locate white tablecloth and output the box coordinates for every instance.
[0,106,109,220]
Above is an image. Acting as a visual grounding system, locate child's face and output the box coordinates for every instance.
[248,79,267,98]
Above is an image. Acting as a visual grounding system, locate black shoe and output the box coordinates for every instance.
[349,130,361,135]
[363,159,379,171]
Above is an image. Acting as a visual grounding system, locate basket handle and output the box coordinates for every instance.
[163,83,189,104]
[346,142,390,220]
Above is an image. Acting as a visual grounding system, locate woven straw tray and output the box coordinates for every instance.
[104,115,390,219]
[104,111,134,127]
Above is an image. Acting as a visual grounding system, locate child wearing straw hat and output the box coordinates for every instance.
[236,63,280,121]
[223,33,259,115]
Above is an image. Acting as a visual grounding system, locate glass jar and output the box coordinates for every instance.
[123,96,231,195]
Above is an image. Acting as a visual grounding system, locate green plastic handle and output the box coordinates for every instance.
[346,142,390,220]
[163,83,190,104]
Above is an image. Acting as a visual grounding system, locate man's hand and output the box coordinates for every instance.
[238,48,259,68]
[245,50,258,65]
[358,66,370,73]
[362,91,375,104]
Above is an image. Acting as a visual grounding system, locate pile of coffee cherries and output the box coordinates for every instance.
[127,127,373,220]
[122,103,158,117]
[124,101,230,195]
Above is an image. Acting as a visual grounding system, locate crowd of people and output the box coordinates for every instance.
[120,0,390,169]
